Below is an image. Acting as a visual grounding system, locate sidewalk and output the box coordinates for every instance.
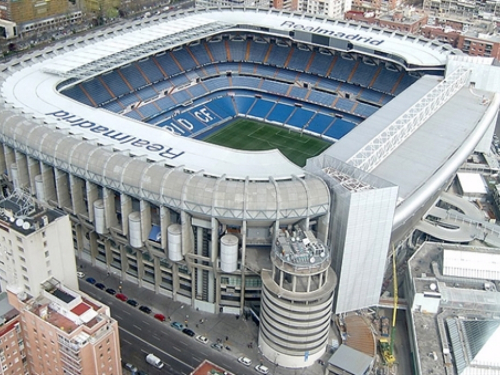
[77,259,328,375]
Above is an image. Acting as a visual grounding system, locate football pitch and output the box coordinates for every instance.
[203,119,331,167]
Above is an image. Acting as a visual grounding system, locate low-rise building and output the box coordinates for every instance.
[406,242,500,375]
[0,292,27,375]
[8,279,122,375]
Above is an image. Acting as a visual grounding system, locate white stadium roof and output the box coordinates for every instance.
[0,7,498,236]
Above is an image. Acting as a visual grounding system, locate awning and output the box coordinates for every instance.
[148,225,161,242]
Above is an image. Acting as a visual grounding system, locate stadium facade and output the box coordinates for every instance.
[0,7,499,368]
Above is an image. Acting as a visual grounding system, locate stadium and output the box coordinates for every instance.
[0,7,499,367]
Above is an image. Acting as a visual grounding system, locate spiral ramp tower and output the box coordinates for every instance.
[258,228,336,368]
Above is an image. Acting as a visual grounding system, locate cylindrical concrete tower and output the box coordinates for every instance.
[258,229,336,368]
[168,224,183,261]
[220,234,238,273]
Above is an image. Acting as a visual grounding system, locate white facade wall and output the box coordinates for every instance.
[299,0,346,19]
[332,185,398,313]
[0,214,78,297]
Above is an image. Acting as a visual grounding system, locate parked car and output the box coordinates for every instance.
[115,293,128,302]
[85,277,96,284]
[182,328,195,337]
[170,321,184,331]
[195,335,208,344]
[123,362,138,373]
[126,299,138,307]
[255,364,269,374]
[139,305,152,314]
[77,271,85,279]
[211,343,223,351]
[105,288,116,295]
[154,313,166,322]
[238,356,252,366]
[95,283,105,290]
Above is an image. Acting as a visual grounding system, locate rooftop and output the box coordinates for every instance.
[0,190,64,237]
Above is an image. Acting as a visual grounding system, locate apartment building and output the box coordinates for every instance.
[0,191,78,297]
[8,280,122,375]
[0,292,27,375]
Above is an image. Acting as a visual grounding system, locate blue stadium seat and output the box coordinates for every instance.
[286,107,315,129]
[137,59,165,83]
[267,45,289,67]
[207,42,227,63]
[234,96,256,115]
[136,86,158,102]
[227,40,246,61]
[102,101,123,113]
[306,113,335,135]
[330,57,356,82]
[352,102,378,118]
[187,44,212,65]
[248,42,269,63]
[324,119,356,139]
[267,102,294,123]
[286,48,310,71]
[307,53,333,76]
[100,71,129,98]
[248,98,275,119]
[120,65,148,90]
[371,68,401,93]
[80,79,112,105]
[172,48,198,71]
[155,53,182,76]
[62,85,94,106]
[350,62,378,87]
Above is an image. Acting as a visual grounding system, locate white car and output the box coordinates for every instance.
[238,356,252,366]
[77,271,85,279]
[195,335,208,344]
[255,364,269,374]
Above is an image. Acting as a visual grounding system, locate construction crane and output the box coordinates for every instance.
[379,245,397,366]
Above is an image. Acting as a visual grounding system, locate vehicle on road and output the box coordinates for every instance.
[182,328,195,337]
[154,313,166,322]
[139,305,152,314]
[115,293,128,302]
[77,271,85,279]
[95,283,105,290]
[145,353,164,369]
[126,299,138,307]
[122,362,138,373]
[85,277,96,284]
[195,335,208,344]
[255,364,269,374]
[105,288,116,295]
[170,321,184,330]
[211,343,223,351]
[238,356,252,366]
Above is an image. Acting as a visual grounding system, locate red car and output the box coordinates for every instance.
[115,293,128,302]
[154,313,166,322]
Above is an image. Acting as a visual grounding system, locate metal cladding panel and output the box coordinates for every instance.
[25,125,50,149]
[183,174,217,208]
[120,159,150,187]
[245,182,277,211]
[161,169,192,201]
[1,114,25,139]
[52,136,78,163]
[213,180,245,212]
[69,142,100,169]
[305,177,330,208]
[39,132,68,159]
[87,148,113,177]
[102,153,133,180]
[141,164,172,195]
[277,180,308,210]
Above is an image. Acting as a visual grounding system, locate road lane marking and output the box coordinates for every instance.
[172,346,181,352]
[133,325,142,331]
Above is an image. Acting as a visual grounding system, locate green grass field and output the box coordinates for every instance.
[202,119,331,167]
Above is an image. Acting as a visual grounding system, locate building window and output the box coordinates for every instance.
[18,247,24,253]
[43,241,47,248]
[44,251,49,258]
[19,257,25,263]
[42,232,46,238]
[16,237,22,243]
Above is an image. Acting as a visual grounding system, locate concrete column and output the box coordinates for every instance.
[74,223,84,259]
[136,253,144,288]
[86,181,99,222]
[0,144,6,177]
[54,169,71,210]
[3,145,14,182]
[140,200,151,246]
[40,163,57,204]
[160,206,171,253]
[26,156,40,196]
[89,231,99,267]
[317,214,329,246]
[70,175,86,217]
[14,151,29,188]
[105,238,113,269]
[239,220,247,314]
[120,194,132,236]
[103,188,118,230]
[154,256,161,293]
